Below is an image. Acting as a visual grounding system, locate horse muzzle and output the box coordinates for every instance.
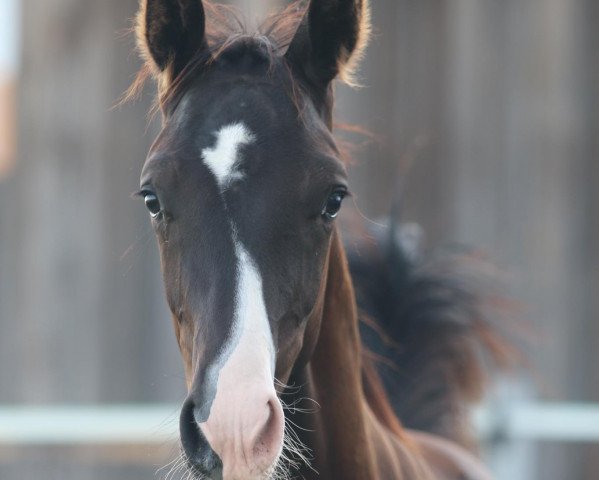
[180,390,284,479]
[179,321,285,479]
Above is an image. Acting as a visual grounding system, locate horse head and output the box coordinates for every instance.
[135,1,370,478]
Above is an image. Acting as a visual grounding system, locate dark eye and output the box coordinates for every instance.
[322,189,347,220]
[144,192,161,217]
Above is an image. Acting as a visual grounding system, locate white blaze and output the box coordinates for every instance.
[199,122,273,368]
[232,242,276,373]
[199,123,281,475]
[200,122,274,372]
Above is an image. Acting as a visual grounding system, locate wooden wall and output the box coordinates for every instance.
[337,1,599,479]
[0,0,180,478]
[0,0,596,479]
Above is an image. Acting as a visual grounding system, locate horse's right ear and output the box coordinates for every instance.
[136,0,208,81]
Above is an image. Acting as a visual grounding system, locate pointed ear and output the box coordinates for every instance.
[285,0,371,88]
[136,0,208,80]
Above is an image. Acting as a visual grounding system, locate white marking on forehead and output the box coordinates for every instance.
[202,123,254,190]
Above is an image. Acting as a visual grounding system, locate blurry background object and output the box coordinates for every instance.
[0,0,19,178]
[0,0,597,479]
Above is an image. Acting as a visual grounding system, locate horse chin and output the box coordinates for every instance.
[183,458,284,480]
[220,452,284,480]
[220,435,285,480]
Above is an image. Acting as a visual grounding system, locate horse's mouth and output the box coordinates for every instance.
[180,457,285,480]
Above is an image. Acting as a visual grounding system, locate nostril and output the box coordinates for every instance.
[179,399,199,458]
[252,397,285,461]
[179,398,222,474]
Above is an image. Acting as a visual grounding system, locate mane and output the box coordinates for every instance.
[350,225,519,449]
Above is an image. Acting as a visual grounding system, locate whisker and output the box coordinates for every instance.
[267,396,319,480]
[274,377,305,396]
[155,454,180,476]
[279,396,321,415]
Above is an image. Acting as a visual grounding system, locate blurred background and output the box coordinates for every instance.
[0,0,597,479]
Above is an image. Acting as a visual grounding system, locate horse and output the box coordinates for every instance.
[131,1,505,478]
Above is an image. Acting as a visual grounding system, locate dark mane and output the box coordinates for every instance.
[127,0,307,113]
[350,225,519,449]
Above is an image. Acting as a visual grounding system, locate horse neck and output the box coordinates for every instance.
[290,229,379,479]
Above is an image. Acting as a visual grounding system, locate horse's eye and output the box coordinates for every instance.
[322,189,347,220]
[144,193,161,217]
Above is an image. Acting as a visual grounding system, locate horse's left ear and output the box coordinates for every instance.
[136,0,208,83]
[285,0,371,89]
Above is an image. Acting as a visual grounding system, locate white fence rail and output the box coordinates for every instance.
[1,403,599,445]
[0,404,180,445]
[475,403,599,443]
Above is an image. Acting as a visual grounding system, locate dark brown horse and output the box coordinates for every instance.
[132,1,503,478]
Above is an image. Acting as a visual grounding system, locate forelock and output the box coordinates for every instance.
[127,1,308,114]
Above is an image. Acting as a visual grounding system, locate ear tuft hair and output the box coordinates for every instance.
[135,0,207,89]
[338,0,371,88]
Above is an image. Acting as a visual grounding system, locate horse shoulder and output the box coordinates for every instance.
[366,404,493,480]
[364,407,435,479]
[405,430,494,480]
